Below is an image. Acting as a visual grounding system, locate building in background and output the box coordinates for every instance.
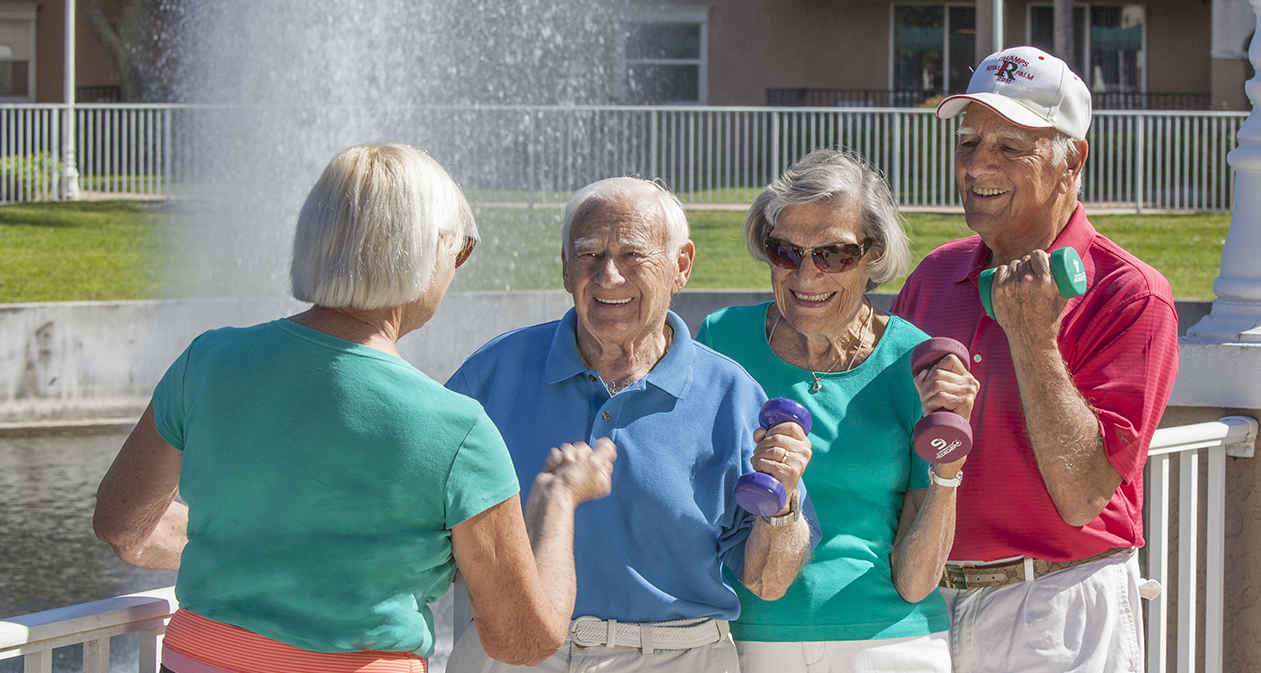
[631,0,1250,111]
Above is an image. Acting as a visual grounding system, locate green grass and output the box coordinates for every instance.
[689,210,1229,298]
[0,201,1230,302]
[0,200,168,303]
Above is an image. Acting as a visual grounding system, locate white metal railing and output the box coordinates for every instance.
[0,586,174,673]
[0,104,1247,210]
[1144,415,1257,673]
[0,418,1255,672]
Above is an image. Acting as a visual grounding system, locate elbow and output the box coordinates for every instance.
[746,581,788,601]
[1054,497,1109,528]
[893,576,935,604]
[478,618,567,667]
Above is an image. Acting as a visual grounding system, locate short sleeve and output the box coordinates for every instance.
[445,412,521,528]
[152,342,194,451]
[908,452,932,490]
[695,318,715,348]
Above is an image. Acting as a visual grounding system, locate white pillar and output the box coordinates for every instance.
[1173,0,1261,407]
[992,0,1003,53]
[60,0,80,201]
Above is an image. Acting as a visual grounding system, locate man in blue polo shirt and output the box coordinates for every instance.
[446,177,818,673]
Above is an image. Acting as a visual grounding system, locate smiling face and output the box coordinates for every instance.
[562,196,694,350]
[955,104,1084,263]
[768,200,874,341]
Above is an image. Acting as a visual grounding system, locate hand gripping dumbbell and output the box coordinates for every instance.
[978,247,1088,319]
[911,337,973,464]
[734,398,812,517]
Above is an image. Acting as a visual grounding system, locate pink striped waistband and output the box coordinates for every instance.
[162,609,427,673]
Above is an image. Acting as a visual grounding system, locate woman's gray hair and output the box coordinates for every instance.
[562,177,689,255]
[290,143,476,310]
[743,148,910,290]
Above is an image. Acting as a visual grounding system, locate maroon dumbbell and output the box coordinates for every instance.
[911,337,973,464]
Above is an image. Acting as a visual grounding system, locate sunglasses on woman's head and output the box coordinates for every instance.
[763,236,871,273]
[455,236,476,268]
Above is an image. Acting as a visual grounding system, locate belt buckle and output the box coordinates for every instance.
[570,616,607,648]
[942,566,970,590]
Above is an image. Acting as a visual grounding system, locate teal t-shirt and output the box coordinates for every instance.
[152,319,519,657]
[697,303,949,641]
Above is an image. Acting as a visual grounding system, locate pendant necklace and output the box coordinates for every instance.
[771,299,872,393]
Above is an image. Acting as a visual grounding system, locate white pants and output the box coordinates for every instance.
[446,622,740,673]
[940,549,1144,673]
[735,633,951,673]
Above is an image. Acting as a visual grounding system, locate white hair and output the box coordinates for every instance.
[562,177,689,256]
[290,143,476,310]
[742,148,910,290]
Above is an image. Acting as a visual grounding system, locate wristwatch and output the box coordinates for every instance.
[928,465,963,488]
[760,489,802,526]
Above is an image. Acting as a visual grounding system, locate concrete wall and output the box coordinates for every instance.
[0,292,1212,426]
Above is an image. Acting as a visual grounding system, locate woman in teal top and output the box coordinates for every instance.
[697,149,978,672]
[93,144,615,673]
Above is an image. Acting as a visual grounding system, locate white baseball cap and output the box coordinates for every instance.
[936,46,1092,139]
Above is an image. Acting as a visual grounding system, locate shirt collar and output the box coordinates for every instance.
[544,308,693,400]
[952,202,1095,285]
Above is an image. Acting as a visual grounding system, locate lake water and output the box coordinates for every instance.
[0,432,454,672]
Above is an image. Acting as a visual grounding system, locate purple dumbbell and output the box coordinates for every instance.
[734,398,813,517]
[911,337,973,464]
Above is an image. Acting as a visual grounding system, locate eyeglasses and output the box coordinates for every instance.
[455,235,476,268]
[763,236,871,273]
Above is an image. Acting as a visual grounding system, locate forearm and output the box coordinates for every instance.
[523,479,580,633]
[1010,338,1119,526]
[891,486,956,603]
[739,511,810,601]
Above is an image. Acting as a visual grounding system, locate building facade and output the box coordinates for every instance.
[631,0,1250,110]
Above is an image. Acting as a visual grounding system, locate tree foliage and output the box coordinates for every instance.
[82,0,180,102]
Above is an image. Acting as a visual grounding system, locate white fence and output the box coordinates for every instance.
[0,104,1247,210]
[0,417,1255,673]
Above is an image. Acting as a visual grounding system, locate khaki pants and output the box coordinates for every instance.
[447,622,741,673]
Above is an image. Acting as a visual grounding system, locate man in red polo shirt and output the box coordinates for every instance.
[892,47,1179,672]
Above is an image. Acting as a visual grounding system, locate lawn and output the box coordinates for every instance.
[0,200,1229,303]
[0,200,169,304]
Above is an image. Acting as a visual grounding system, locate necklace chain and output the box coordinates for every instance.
[769,298,873,393]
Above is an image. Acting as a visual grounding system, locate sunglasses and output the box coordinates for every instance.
[763,236,871,273]
[455,235,476,268]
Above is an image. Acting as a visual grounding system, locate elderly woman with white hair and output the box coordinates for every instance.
[93,143,614,673]
[698,148,978,672]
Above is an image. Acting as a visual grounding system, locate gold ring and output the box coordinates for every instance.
[778,450,790,463]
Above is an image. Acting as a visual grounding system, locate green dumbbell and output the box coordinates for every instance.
[979,248,1088,320]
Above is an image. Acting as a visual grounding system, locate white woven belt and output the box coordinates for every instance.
[568,616,729,653]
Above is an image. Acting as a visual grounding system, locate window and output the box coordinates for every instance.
[0,5,35,102]
[1028,3,1145,95]
[891,4,976,102]
[623,7,708,105]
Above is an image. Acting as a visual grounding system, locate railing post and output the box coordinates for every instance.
[24,650,52,673]
[140,626,162,673]
[59,0,80,200]
[83,636,110,673]
[771,111,780,180]
[1177,451,1198,673]
[1206,445,1226,672]
[1136,114,1145,213]
[1147,453,1171,673]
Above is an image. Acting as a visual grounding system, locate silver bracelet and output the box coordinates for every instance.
[928,465,962,488]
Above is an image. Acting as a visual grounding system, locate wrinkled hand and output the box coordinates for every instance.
[914,354,980,423]
[535,437,617,505]
[750,422,812,511]
[990,250,1067,344]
